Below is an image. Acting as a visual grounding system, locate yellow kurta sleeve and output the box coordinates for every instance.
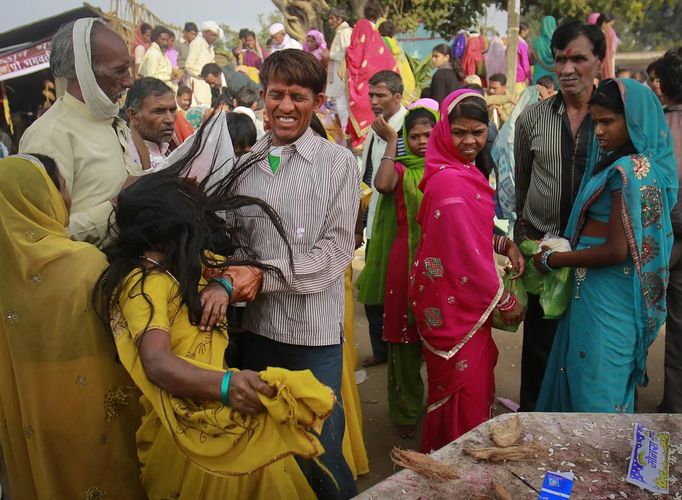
[119,270,173,342]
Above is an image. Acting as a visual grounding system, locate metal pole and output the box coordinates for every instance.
[505,0,519,94]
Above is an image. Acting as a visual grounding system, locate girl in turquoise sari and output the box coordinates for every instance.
[535,78,677,412]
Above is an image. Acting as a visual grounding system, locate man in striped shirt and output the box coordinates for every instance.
[226,49,359,498]
[514,21,605,411]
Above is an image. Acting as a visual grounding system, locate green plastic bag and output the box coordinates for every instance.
[519,240,573,320]
[492,269,528,332]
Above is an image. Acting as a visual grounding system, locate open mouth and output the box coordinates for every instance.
[275,116,297,125]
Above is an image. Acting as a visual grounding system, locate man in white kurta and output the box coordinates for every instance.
[139,27,174,89]
[185,21,220,106]
[325,8,353,130]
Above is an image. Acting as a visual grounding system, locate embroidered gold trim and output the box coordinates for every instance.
[420,275,503,361]
[427,395,451,413]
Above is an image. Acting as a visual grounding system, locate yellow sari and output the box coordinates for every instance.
[0,155,145,499]
[341,266,370,477]
[113,269,336,499]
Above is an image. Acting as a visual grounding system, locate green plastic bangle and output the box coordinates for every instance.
[210,277,233,298]
[221,371,232,406]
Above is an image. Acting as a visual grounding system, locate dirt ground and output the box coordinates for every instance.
[348,251,666,493]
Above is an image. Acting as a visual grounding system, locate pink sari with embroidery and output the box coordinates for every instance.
[409,89,502,452]
[345,19,397,147]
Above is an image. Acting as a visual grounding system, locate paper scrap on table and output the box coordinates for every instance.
[538,471,574,499]
[626,423,669,494]
[355,369,368,384]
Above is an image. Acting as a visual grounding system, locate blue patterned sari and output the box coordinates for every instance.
[537,79,678,412]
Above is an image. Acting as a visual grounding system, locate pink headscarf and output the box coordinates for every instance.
[131,24,150,56]
[409,97,439,112]
[587,12,600,24]
[304,29,327,61]
[421,89,488,190]
[410,87,501,356]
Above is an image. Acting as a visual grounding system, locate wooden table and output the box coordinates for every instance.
[357,413,682,499]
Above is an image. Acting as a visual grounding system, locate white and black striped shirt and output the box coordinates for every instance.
[514,93,591,242]
[235,128,360,346]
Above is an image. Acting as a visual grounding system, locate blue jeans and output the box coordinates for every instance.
[241,334,357,499]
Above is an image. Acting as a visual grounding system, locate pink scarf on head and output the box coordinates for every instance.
[304,29,327,61]
[410,89,502,356]
[587,12,600,24]
[131,24,150,56]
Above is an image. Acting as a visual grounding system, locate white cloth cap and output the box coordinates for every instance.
[201,21,221,35]
[232,106,257,125]
[269,23,285,36]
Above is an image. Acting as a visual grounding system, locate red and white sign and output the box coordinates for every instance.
[0,40,52,82]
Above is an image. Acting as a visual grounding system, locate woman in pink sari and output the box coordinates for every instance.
[409,89,525,452]
[345,1,397,147]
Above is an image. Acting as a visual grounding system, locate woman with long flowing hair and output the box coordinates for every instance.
[94,116,337,499]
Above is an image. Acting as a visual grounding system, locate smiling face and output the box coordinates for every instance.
[553,35,602,97]
[591,104,629,151]
[369,82,402,119]
[271,31,285,45]
[406,121,433,157]
[450,116,488,163]
[128,92,177,144]
[263,79,324,146]
[176,91,192,111]
[244,34,256,49]
[92,28,134,103]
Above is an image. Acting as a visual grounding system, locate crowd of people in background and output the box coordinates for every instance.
[0,2,681,499]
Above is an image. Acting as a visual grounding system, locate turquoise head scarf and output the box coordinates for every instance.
[532,16,558,86]
[565,78,678,384]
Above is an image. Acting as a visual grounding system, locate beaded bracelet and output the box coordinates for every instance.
[209,277,234,298]
[220,371,232,406]
[540,249,557,273]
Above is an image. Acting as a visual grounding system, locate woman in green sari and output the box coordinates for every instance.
[372,99,439,438]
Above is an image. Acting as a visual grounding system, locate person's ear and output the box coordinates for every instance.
[313,92,325,108]
[260,88,266,101]
[125,107,137,124]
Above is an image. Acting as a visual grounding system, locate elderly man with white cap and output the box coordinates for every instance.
[269,22,302,52]
[185,21,221,105]
[19,18,138,247]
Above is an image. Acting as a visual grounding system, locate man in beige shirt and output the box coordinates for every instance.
[139,26,174,89]
[20,18,136,246]
[185,21,219,106]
